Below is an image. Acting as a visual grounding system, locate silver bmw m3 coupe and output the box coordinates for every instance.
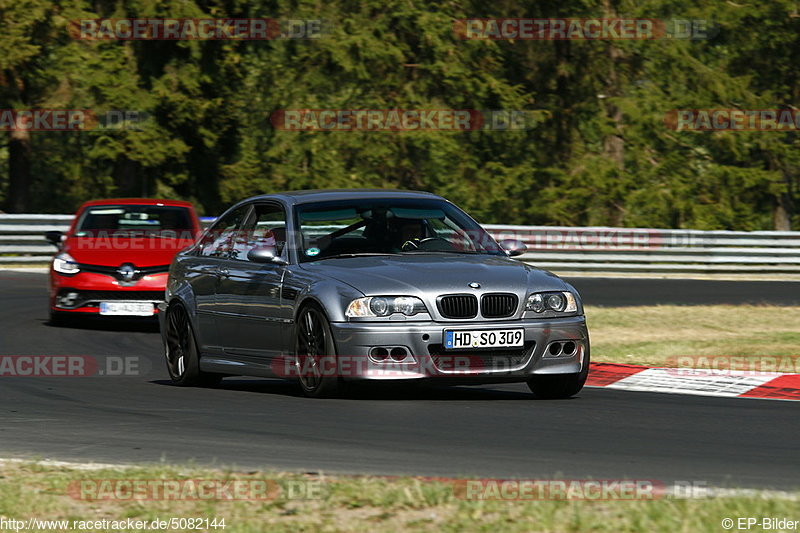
[160,189,590,398]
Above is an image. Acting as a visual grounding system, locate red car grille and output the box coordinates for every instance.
[79,264,170,282]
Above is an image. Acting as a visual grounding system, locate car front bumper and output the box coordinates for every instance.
[50,270,167,315]
[327,316,589,380]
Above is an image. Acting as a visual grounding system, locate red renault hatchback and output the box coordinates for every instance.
[46,198,202,322]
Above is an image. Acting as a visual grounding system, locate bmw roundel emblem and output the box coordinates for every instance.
[468,282,481,289]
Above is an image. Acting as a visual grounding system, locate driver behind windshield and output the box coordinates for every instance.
[297,200,506,261]
[362,216,424,253]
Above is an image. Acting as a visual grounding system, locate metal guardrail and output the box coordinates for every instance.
[483,225,800,273]
[0,215,75,263]
[2,214,800,273]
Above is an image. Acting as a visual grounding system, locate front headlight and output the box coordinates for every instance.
[53,252,80,275]
[345,296,427,318]
[525,291,577,313]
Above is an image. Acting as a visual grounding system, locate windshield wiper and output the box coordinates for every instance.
[315,252,402,260]
[400,250,486,255]
[149,233,190,239]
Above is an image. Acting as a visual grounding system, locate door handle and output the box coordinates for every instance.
[217,267,230,278]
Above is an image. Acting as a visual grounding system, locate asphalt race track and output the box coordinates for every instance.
[566,276,800,307]
[2,271,799,489]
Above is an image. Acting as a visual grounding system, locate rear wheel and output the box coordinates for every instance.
[165,303,221,387]
[295,305,341,398]
[527,342,590,399]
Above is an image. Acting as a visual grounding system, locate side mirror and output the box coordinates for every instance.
[247,245,287,265]
[499,239,527,257]
[45,230,64,248]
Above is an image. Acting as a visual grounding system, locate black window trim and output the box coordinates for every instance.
[197,203,254,259]
[227,200,289,264]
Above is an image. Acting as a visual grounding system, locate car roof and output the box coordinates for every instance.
[79,198,195,208]
[248,189,443,205]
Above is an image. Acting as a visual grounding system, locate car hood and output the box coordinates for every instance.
[63,237,195,267]
[299,254,568,296]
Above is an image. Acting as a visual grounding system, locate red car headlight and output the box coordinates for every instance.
[53,252,81,275]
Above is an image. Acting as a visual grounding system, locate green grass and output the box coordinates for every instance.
[586,305,800,367]
[0,461,795,532]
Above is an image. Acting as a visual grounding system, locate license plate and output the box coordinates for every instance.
[444,329,524,350]
[99,301,155,316]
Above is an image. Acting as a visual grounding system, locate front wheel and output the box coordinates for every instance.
[295,306,341,398]
[49,309,72,327]
[164,303,221,387]
[527,343,590,399]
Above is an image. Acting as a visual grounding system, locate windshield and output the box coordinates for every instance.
[295,198,504,262]
[74,205,194,238]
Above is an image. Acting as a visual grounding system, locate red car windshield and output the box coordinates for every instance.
[74,205,193,237]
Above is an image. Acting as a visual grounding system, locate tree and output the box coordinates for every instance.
[0,0,53,212]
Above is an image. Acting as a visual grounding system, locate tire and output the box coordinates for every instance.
[49,309,72,327]
[295,305,342,398]
[164,303,222,387]
[527,340,590,399]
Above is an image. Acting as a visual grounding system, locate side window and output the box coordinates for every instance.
[230,203,288,262]
[199,205,251,258]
